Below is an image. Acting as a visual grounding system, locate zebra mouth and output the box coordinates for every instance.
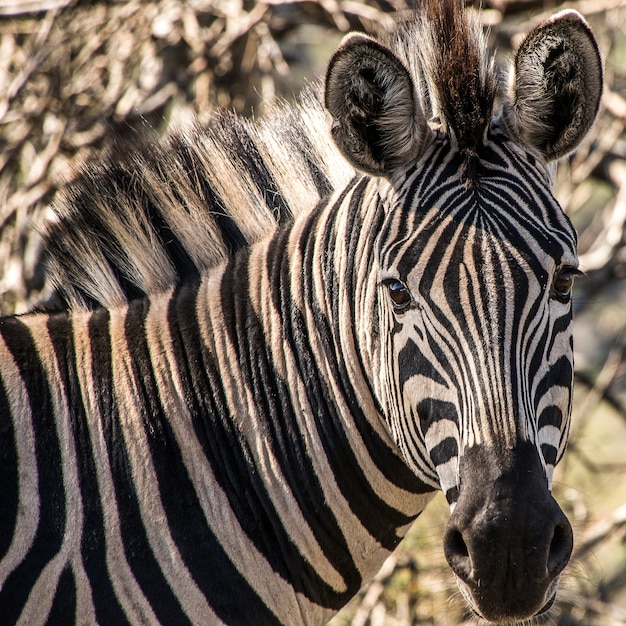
[536,592,557,615]
[455,577,558,624]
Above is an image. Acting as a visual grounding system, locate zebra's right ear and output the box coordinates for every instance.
[325,33,428,177]
[503,10,603,162]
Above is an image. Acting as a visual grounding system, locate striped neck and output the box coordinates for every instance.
[122,176,437,620]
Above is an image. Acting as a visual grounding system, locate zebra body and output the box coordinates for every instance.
[2,177,434,625]
[0,1,602,624]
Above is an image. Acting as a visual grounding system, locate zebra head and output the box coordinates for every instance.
[326,2,602,623]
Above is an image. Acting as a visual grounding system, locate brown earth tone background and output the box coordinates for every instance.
[0,0,625,624]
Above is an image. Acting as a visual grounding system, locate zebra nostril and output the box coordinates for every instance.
[443,527,471,582]
[448,529,469,557]
[547,520,573,579]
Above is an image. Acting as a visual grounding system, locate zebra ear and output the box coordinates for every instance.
[325,33,427,176]
[503,10,603,162]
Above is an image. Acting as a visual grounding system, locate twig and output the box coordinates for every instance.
[575,370,626,421]
[573,503,626,561]
[0,0,71,16]
[578,160,626,272]
[573,337,625,432]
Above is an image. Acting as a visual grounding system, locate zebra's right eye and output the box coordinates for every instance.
[384,279,412,311]
[552,266,583,300]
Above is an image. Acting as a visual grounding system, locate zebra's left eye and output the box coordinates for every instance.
[552,267,583,300]
[384,279,412,310]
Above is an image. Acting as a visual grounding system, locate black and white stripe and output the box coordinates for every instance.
[0,1,602,624]
[1,176,434,624]
[375,134,579,502]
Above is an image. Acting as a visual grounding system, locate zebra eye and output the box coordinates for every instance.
[385,279,412,310]
[552,267,583,300]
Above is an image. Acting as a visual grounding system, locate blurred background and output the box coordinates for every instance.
[0,0,624,623]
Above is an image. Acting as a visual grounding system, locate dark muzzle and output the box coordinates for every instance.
[443,441,573,623]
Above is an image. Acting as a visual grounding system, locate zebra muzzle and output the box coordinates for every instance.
[442,441,573,623]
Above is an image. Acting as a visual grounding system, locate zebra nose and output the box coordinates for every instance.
[443,501,573,622]
[443,508,573,587]
[441,443,574,622]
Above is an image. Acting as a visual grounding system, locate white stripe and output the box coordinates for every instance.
[14,315,96,625]
[142,290,226,625]
[73,311,159,625]
[196,271,332,625]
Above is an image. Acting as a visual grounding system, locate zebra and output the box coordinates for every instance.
[0,1,602,624]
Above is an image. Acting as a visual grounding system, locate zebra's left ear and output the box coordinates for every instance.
[503,10,603,162]
[325,33,428,176]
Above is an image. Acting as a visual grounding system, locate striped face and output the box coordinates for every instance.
[325,5,601,621]
[375,127,578,504]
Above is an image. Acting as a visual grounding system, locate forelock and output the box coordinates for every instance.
[390,0,498,161]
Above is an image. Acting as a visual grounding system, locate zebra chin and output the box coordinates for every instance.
[453,573,560,623]
[442,441,573,624]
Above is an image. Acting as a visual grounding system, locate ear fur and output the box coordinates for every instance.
[324,33,428,176]
[503,10,603,161]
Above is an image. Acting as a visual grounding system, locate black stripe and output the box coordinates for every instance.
[46,310,129,624]
[545,309,573,358]
[141,143,202,280]
[395,180,467,278]
[0,335,18,566]
[399,338,448,390]
[495,137,573,237]
[163,278,289,622]
[445,485,460,504]
[291,182,430,548]
[445,217,509,411]
[319,182,433,494]
[540,443,558,466]
[527,322,553,409]
[481,180,564,259]
[213,253,362,608]
[174,134,249,254]
[45,198,132,307]
[79,309,130,625]
[69,304,189,624]
[0,317,66,623]
[220,117,292,223]
[430,437,459,468]
[45,566,75,626]
[538,405,563,431]
[294,136,334,198]
[112,299,192,626]
[416,399,457,437]
[534,355,573,415]
[74,167,149,303]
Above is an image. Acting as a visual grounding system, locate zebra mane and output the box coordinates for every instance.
[46,92,355,310]
[45,0,497,310]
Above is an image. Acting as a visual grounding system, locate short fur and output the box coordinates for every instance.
[3,2,604,624]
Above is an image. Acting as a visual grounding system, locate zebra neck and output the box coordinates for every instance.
[178,178,435,609]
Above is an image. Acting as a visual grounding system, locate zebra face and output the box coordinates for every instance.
[376,136,578,620]
[377,134,579,500]
[326,4,601,622]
